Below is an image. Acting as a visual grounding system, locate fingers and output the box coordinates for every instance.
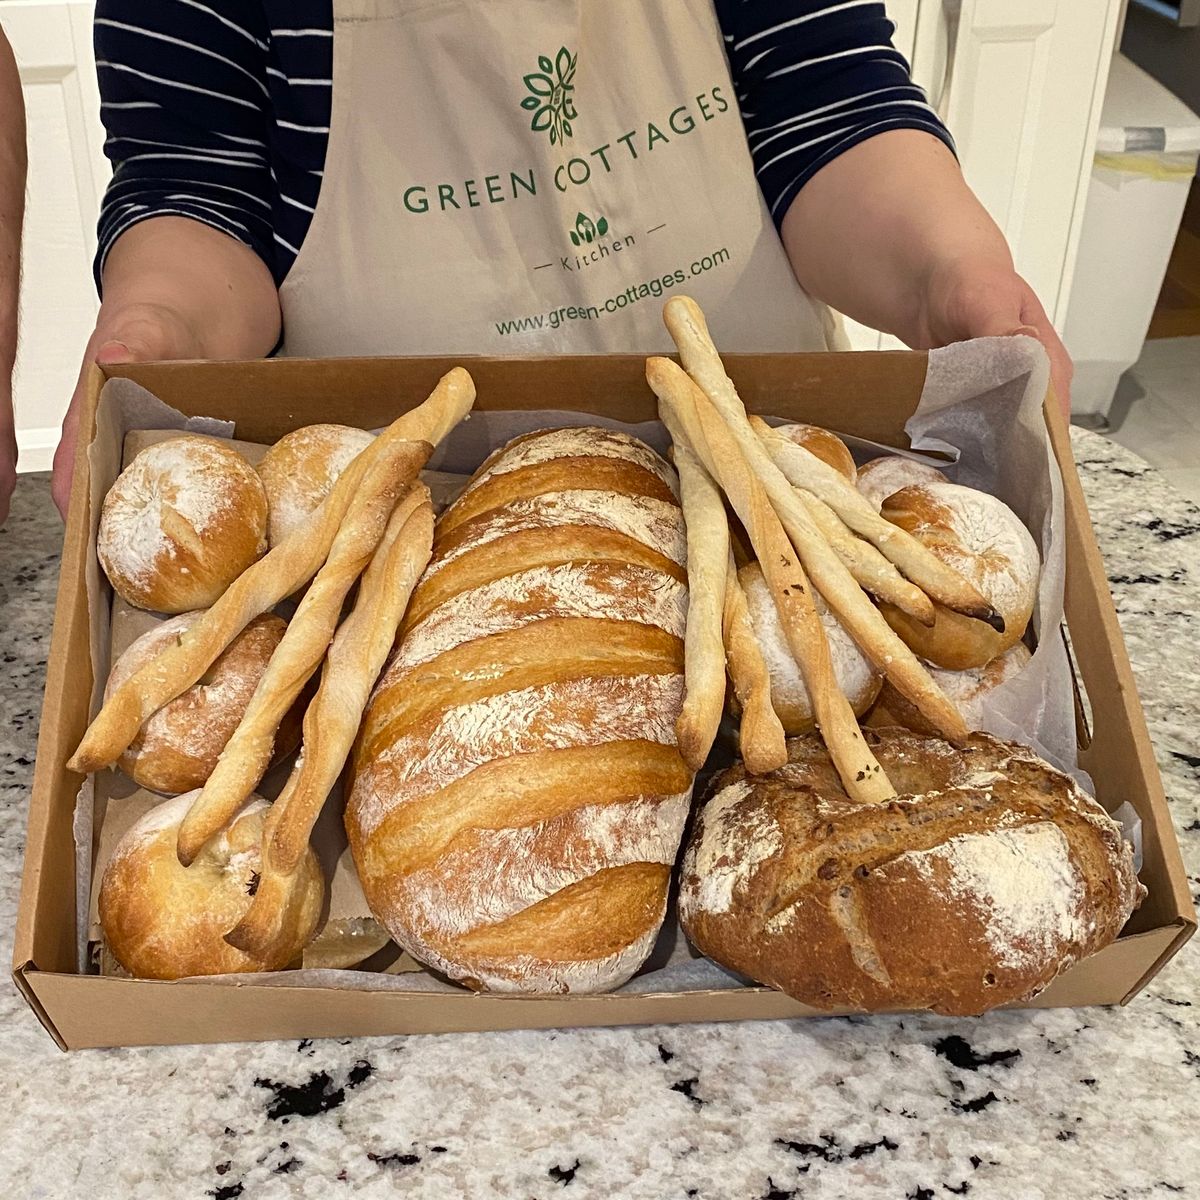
[53,304,204,520]
[51,401,79,520]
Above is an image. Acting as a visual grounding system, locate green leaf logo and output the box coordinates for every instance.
[568,212,609,247]
[520,45,577,145]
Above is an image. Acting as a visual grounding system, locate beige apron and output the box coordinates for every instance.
[279,0,836,356]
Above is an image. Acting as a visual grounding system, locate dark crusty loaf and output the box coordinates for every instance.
[346,426,693,993]
[679,728,1143,1016]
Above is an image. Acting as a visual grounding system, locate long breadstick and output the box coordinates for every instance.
[648,357,894,804]
[722,551,787,774]
[68,368,475,775]
[658,305,967,742]
[661,408,729,772]
[663,296,998,628]
[174,442,425,865]
[225,486,435,960]
[747,419,935,625]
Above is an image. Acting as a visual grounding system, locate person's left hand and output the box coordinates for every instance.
[915,256,1073,420]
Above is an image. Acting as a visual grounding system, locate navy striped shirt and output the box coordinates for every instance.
[94,1,953,289]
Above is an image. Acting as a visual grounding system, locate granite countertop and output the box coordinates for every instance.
[0,428,1196,1200]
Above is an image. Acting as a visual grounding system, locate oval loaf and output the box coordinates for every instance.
[679,729,1142,1016]
[347,426,692,994]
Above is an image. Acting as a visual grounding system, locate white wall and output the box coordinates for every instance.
[2,0,107,472]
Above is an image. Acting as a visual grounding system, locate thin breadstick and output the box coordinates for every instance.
[662,411,729,772]
[68,367,475,775]
[657,305,967,742]
[746,419,935,625]
[722,550,787,774]
[175,442,426,865]
[225,485,435,959]
[663,295,999,628]
[648,357,894,804]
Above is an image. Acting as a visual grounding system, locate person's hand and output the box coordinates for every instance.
[0,387,15,526]
[51,302,204,519]
[916,255,1073,420]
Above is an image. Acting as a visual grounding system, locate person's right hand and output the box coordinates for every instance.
[52,302,204,519]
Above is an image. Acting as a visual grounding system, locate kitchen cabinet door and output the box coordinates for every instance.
[875,0,1121,352]
[933,0,1121,328]
[3,0,106,470]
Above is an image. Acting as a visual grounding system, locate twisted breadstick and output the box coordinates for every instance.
[664,413,729,772]
[658,303,967,742]
[663,296,997,627]
[175,441,425,865]
[225,485,435,960]
[649,357,895,804]
[68,367,474,775]
[722,551,787,774]
[747,419,935,625]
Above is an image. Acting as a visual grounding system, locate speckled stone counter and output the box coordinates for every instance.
[1,430,1196,1200]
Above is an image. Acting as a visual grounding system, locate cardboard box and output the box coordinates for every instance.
[12,352,1196,1050]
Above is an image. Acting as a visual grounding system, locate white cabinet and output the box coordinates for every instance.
[845,0,1121,352]
[2,0,106,471]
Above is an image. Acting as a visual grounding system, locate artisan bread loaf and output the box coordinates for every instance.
[879,481,1040,670]
[98,435,268,612]
[99,793,323,978]
[738,562,881,732]
[107,612,298,794]
[347,426,691,993]
[775,422,856,483]
[257,423,375,547]
[857,455,947,511]
[868,642,1032,736]
[679,729,1142,1016]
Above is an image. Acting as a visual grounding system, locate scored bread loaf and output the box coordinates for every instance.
[679,729,1143,1016]
[347,426,692,993]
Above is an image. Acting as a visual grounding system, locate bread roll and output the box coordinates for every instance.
[679,729,1143,1016]
[98,436,268,613]
[107,612,298,794]
[347,426,692,994]
[879,482,1040,670]
[257,423,376,547]
[868,642,1032,736]
[775,422,856,483]
[738,562,882,732]
[857,455,947,511]
[99,793,323,979]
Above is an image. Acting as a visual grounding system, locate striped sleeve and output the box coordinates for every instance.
[716,1,956,226]
[93,0,276,289]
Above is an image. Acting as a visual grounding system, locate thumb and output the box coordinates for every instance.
[94,339,137,366]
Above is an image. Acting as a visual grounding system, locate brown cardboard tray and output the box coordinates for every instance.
[12,352,1196,1049]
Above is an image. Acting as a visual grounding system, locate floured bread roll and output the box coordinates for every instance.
[258,423,375,547]
[99,435,268,612]
[99,794,323,979]
[106,612,298,794]
[857,455,947,511]
[879,481,1040,670]
[739,562,882,732]
[774,422,856,483]
[868,642,1032,736]
[348,426,691,994]
[679,729,1143,1016]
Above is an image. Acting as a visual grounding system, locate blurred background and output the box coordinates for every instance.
[2,0,1199,491]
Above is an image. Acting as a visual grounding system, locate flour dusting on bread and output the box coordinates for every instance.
[464,427,677,496]
[898,822,1087,970]
[393,562,686,674]
[427,490,687,578]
